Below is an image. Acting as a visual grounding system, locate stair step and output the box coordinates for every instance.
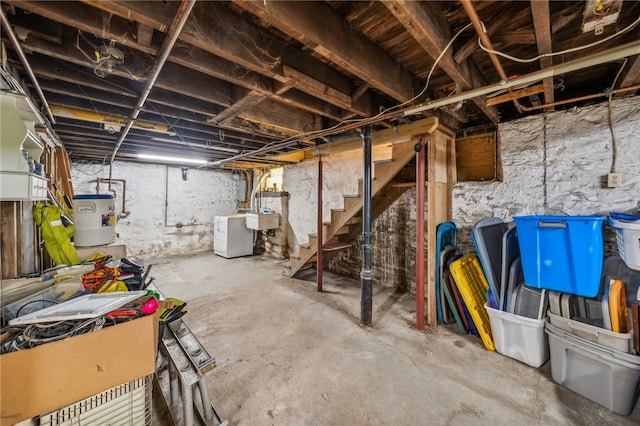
[322,241,353,252]
[345,216,362,225]
[373,158,393,164]
[289,139,420,278]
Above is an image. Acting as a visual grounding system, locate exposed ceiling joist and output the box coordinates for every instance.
[233,0,416,102]
[2,0,638,166]
[384,0,500,123]
[531,0,555,107]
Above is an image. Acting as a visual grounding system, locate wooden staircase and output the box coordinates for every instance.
[289,139,419,277]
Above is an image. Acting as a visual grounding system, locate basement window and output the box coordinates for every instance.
[455,132,501,181]
[261,167,284,192]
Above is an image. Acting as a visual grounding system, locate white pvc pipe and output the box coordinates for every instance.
[404,40,640,116]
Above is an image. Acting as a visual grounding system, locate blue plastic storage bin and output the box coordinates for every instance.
[513,215,606,297]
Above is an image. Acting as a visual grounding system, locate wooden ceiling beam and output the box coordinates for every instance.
[12,0,357,125]
[80,0,372,117]
[274,89,345,122]
[234,0,416,102]
[136,22,154,48]
[12,33,316,136]
[385,0,499,123]
[5,1,158,55]
[283,65,352,109]
[492,32,536,46]
[531,0,555,107]
[617,54,640,89]
[23,54,139,97]
[208,90,267,125]
[54,116,272,147]
[453,6,520,64]
[486,84,545,106]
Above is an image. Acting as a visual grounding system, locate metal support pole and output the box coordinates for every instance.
[415,137,426,331]
[317,155,323,292]
[360,125,373,326]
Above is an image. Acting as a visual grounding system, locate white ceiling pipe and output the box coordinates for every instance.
[404,40,640,116]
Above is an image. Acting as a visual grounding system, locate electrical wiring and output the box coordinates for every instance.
[477,13,640,64]
[23,317,106,345]
[212,23,474,165]
[608,58,627,173]
[0,317,106,353]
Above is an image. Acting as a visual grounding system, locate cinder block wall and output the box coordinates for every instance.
[71,162,237,258]
[290,96,640,291]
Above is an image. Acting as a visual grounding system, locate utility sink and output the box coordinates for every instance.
[246,212,279,230]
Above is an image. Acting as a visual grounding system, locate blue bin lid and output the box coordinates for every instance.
[73,194,114,200]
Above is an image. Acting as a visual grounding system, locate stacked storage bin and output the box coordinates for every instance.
[513,215,640,416]
[471,218,549,368]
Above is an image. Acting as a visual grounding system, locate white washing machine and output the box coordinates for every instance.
[213,215,254,258]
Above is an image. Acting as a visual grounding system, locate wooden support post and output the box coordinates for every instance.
[426,127,456,327]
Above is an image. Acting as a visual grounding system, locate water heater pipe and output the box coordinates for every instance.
[96,177,130,218]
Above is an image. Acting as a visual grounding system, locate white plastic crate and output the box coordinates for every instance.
[609,217,640,271]
[546,321,640,416]
[37,375,152,426]
[485,303,549,367]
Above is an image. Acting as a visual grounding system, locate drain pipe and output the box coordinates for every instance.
[317,155,324,292]
[360,125,373,327]
[0,8,56,124]
[461,0,525,113]
[109,0,195,165]
[415,136,426,331]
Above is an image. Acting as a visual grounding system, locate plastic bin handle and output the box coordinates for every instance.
[538,220,567,229]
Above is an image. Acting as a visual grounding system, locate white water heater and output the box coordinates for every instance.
[73,194,116,247]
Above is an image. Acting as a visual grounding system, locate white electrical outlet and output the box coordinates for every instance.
[607,173,622,188]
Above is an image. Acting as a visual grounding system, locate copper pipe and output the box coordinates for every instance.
[519,84,640,111]
[0,8,56,124]
[317,155,323,292]
[415,136,426,331]
[110,0,195,164]
[460,0,525,112]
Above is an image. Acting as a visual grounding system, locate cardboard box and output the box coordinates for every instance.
[0,313,158,425]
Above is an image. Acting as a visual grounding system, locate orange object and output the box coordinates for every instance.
[82,267,120,291]
[609,279,630,333]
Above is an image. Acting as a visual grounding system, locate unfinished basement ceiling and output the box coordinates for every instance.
[1,1,639,167]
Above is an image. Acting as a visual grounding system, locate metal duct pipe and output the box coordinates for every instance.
[360,125,373,327]
[109,0,195,164]
[0,8,55,124]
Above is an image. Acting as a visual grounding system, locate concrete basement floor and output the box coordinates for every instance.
[151,251,640,425]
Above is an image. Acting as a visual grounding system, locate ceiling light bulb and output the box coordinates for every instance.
[137,153,207,165]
